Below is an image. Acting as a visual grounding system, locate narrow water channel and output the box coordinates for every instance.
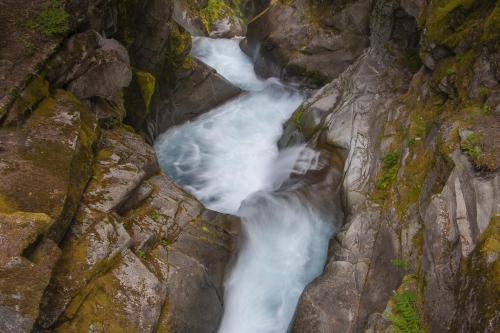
[155,37,336,333]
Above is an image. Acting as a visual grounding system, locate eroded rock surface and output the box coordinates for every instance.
[0,1,239,332]
[282,0,500,331]
[243,0,370,87]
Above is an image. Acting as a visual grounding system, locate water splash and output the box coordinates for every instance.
[155,37,337,333]
[218,191,335,333]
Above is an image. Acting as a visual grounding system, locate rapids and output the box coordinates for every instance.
[155,37,337,333]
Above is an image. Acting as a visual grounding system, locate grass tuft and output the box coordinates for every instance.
[29,0,69,37]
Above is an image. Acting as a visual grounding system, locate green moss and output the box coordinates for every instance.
[149,210,161,223]
[479,214,500,290]
[200,0,241,31]
[134,70,156,113]
[398,148,436,218]
[290,106,305,128]
[456,215,500,330]
[425,0,497,50]
[136,250,146,258]
[18,75,49,109]
[376,152,400,190]
[29,0,69,37]
[163,23,192,86]
[160,239,173,247]
[5,74,50,126]
[460,132,481,160]
[481,1,500,42]
[392,259,410,270]
[0,194,18,214]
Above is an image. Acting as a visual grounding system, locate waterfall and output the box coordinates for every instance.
[155,37,338,333]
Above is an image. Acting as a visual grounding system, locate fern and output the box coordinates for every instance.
[385,291,425,333]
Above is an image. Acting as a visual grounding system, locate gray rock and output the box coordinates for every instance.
[210,17,246,38]
[244,0,370,87]
[83,127,159,213]
[153,58,241,138]
[173,1,207,36]
[286,47,413,331]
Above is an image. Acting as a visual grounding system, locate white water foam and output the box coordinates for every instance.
[155,37,336,333]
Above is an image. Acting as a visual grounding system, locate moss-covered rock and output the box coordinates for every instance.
[0,212,61,333]
[135,70,156,112]
[0,90,97,241]
[453,215,500,331]
[244,0,371,87]
[2,74,50,127]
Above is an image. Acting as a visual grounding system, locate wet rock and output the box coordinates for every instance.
[452,217,500,332]
[210,17,246,38]
[288,47,412,331]
[173,0,207,36]
[240,0,270,18]
[155,210,238,332]
[130,57,241,141]
[45,30,131,101]
[244,0,370,87]
[66,37,131,100]
[162,59,241,133]
[37,210,133,329]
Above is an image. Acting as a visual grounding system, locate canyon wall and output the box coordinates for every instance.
[0,0,498,332]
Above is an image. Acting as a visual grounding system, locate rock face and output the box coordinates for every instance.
[0,1,239,332]
[0,0,499,332]
[172,0,250,38]
[117,1,241,142]
[130,57,241,141]
[279,0,500,331]
[35,128,237,332]
[243,0,371,87]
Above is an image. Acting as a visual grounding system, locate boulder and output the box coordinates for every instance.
[0,213,60,333]
[0,0,62,122]
[243,0,370,87]
[284,47,413,331]
[159,59,241,134]
[0,90,98,241]
[35,127,239,332]
[210,17,246,38]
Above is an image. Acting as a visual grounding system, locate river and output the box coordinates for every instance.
[155,37,336,333]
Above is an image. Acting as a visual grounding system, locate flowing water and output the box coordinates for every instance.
[155,37,337,333]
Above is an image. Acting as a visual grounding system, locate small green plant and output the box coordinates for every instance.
[199,0,241,31]
[136,250,146,258]
[391,259,410,270]
[149,210,161,222]
[480,104,491,115]
[478,86,490,98]
[385,291,424,333]
[30,0,69,37]
[460,132,482,161]
[160,239,172,247]
[377,152,400,190]
[408,137,418,147]
[446,67,456,76]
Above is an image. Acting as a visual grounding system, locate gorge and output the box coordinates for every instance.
[0,0,498,333]
[156,37,339,332]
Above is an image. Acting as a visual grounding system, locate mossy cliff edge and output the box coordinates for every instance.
[0,0,498,332]
[0,1,239,332]
[272,0,499,332]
